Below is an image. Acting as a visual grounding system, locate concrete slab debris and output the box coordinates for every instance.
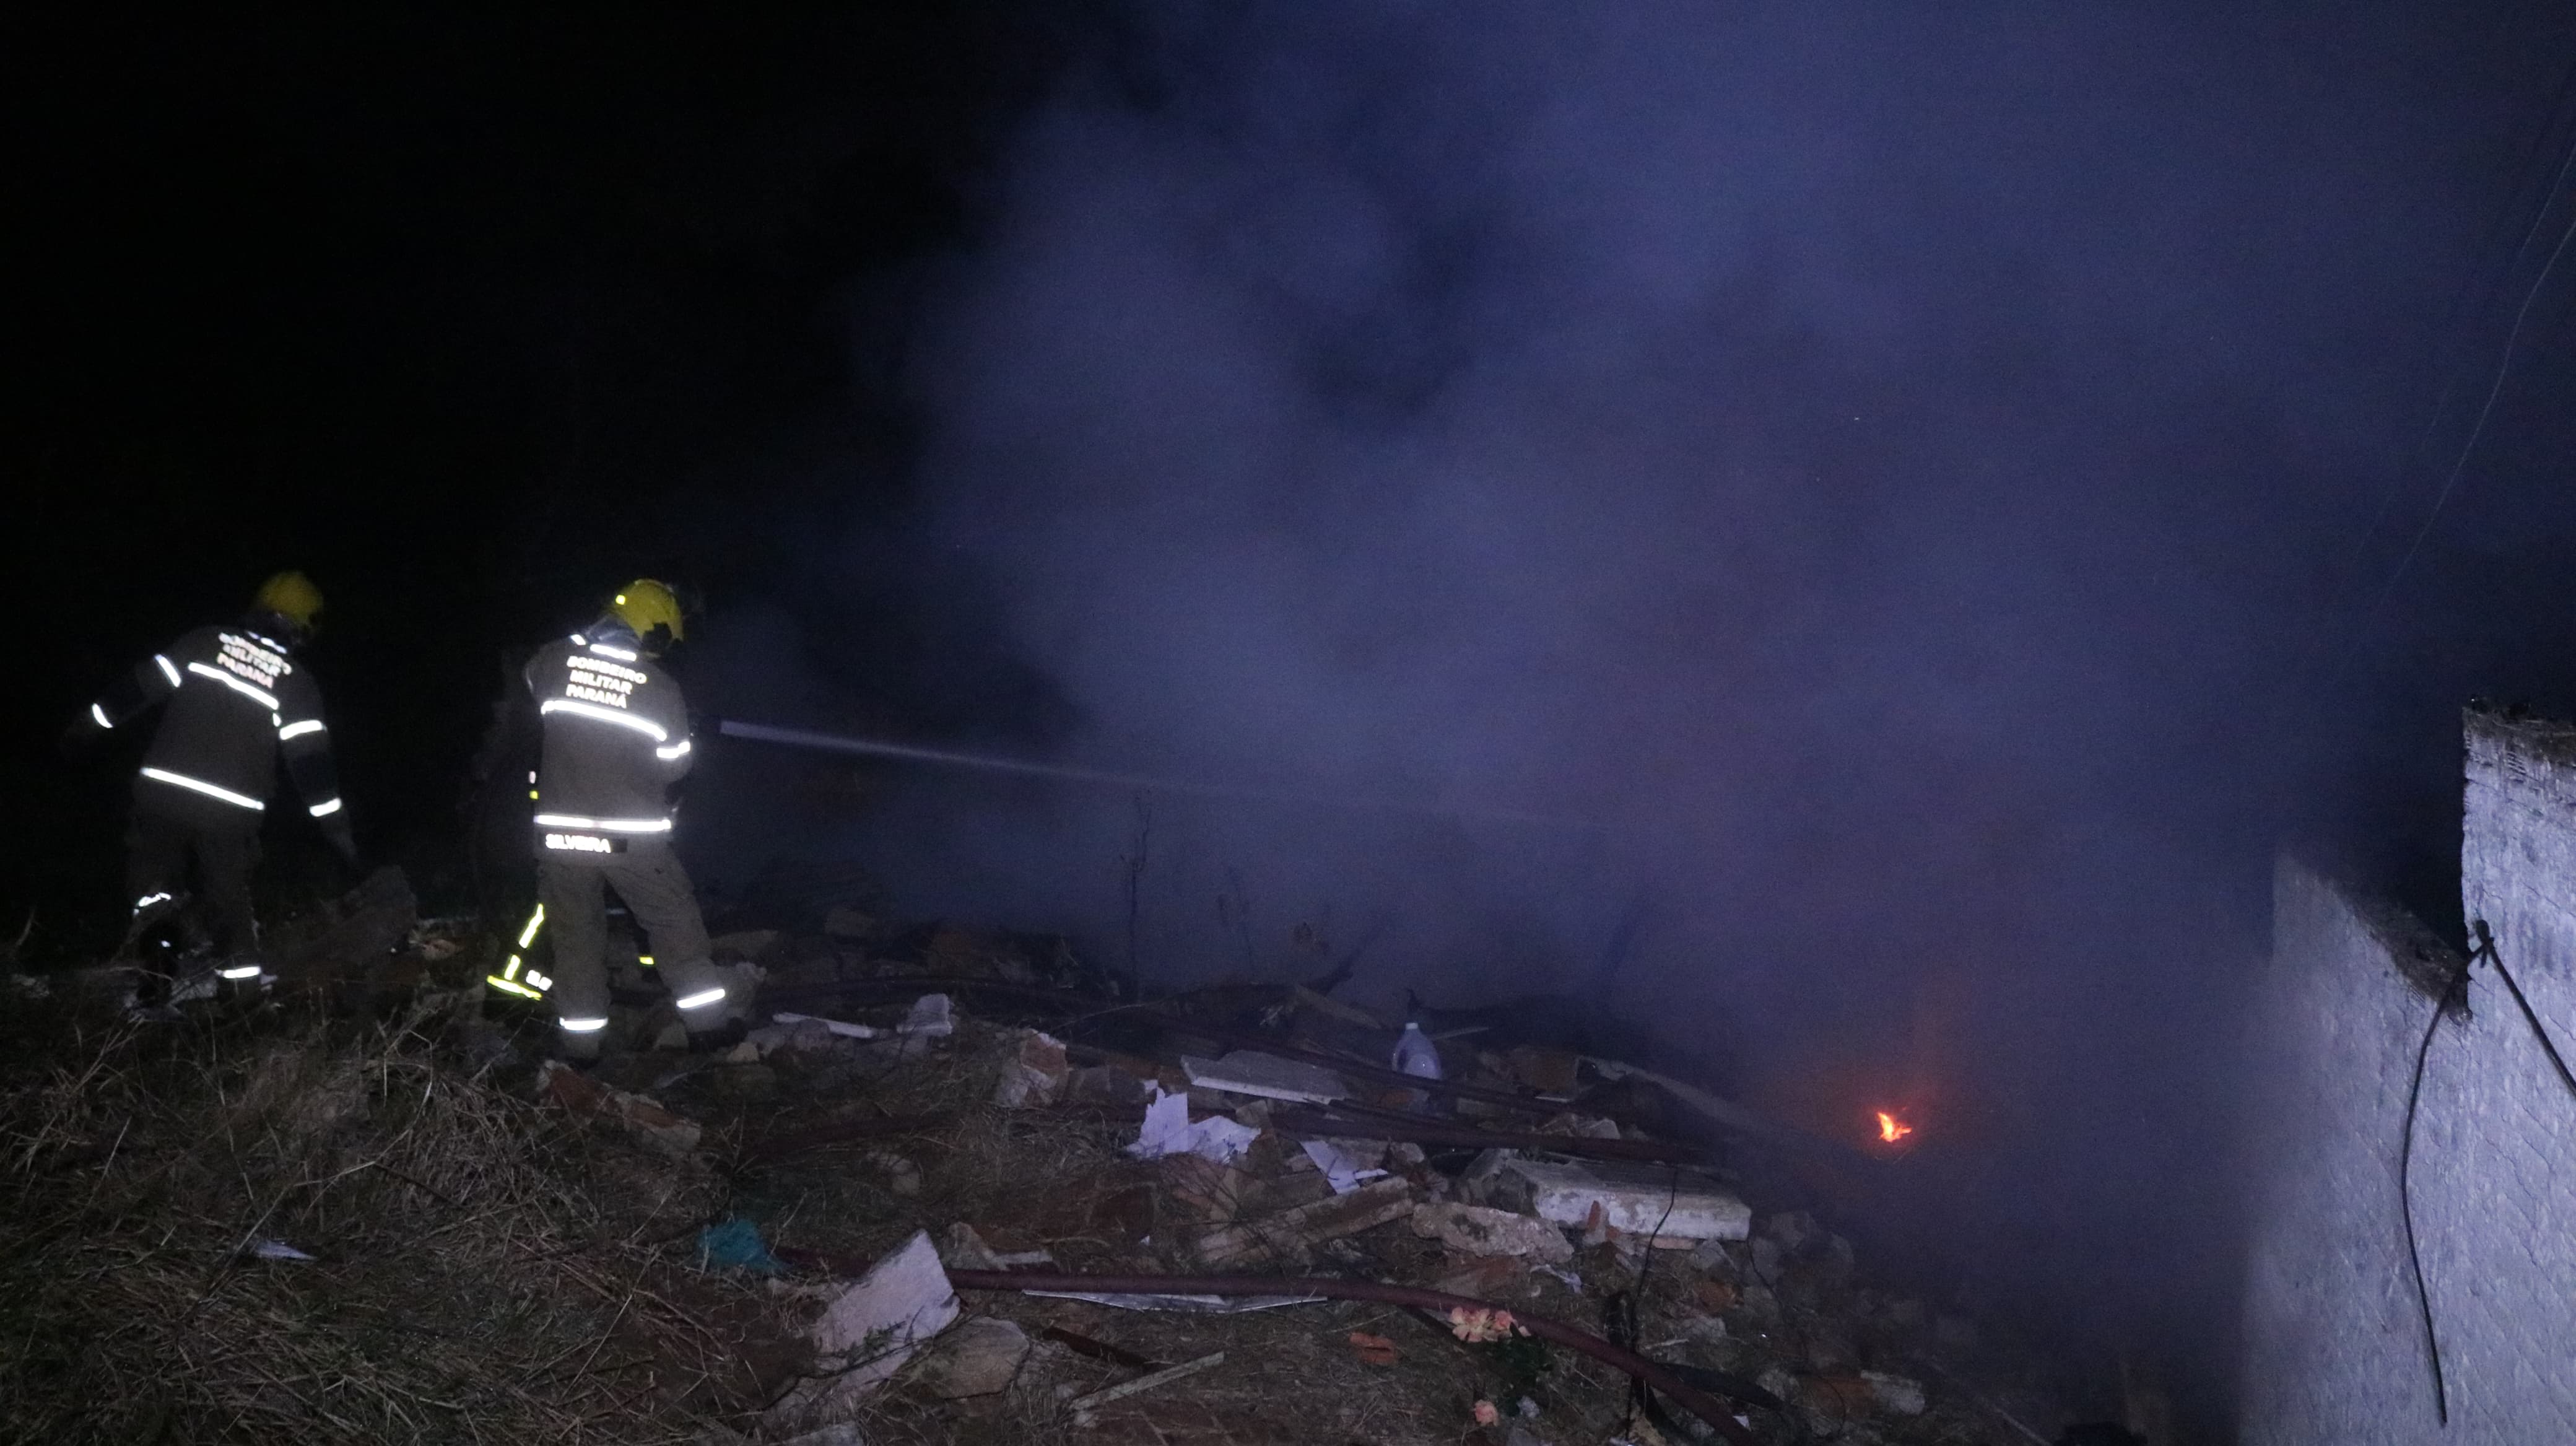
[1467,1152,1749,1242]
[922,1316,1029,1398]
[902,992,954,1037]
[1409,1201,1575,1264]
[1179,1050,1349,1105]
[794,1229,959,1408]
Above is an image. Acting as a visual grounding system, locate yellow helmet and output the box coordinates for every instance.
[251,570,325,631]
[607,578,686,647]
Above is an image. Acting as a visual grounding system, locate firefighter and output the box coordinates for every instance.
[71,570,357,987]
[518,578,742,1060]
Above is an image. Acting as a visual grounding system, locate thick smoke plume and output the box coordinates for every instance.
[700,1,2539,1413]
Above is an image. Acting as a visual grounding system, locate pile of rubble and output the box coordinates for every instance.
[1,878,2138,1445]
[510,907,2120,1446]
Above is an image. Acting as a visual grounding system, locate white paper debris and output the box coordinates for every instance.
[1126,1087,1261,1165]
[1300,1138,1391,1194]
[249,1239,317,1262]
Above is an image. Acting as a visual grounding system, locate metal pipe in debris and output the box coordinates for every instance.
[713,719,1596,833]
[937,1271,1764,1444]
[768,1249,1765,1444]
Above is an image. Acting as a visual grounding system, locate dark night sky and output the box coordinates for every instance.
[10,6,1080,918]
[10,3,2576,1427]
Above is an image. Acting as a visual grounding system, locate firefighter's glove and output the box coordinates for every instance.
[320,818,360,868]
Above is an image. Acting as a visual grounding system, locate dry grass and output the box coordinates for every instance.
[0,987,2016,1445]
[0,997,795,1445]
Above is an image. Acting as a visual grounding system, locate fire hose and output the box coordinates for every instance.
[713,719,1598,833]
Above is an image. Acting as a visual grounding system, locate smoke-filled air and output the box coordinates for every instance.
[676,2,2576,1412]
[18,2,2575,1436]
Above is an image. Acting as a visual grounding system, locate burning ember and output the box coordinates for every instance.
[1875,1110,1915,1144]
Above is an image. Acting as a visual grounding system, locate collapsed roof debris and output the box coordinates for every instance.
[0,884,2143,1445]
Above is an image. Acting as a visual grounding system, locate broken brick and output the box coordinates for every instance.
[1192,1176,1412,1266]
[992,1029,1069,1108]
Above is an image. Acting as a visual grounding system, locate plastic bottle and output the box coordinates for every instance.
[1392,1021,1443,1081]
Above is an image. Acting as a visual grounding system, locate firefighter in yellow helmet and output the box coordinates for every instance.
[514,579,742,1059]
[70,571,357,1001]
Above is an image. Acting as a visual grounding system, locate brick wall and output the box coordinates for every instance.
[2242,710,2576,1445]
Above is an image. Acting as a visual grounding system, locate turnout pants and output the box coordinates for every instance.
[125,802,261,962]
[536,842,737,1057]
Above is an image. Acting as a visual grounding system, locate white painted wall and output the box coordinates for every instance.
[2242,711,2576,1445]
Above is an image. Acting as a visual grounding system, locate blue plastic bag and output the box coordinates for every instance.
[697,1215,786,1276]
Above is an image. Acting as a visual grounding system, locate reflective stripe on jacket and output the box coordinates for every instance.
[95,624,341,819]
[524,627,693,855]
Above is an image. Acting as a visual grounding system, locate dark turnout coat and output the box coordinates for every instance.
[92,623,345,830]
[523,625,695,857]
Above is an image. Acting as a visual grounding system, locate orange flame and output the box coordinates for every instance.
[1876,1110,1914,1144]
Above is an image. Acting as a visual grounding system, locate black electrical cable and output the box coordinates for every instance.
[2472,919,2576,1103]
[2397,949,2467,1427]
[2400,921,2576,1430]
[1617,1166,1689,1437]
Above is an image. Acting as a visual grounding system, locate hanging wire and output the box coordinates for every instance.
[2287,58,2576,707]
[2285,54,2576,699]
[2397,946,2471,1426]
[2471,920,2576,1101]
[2321,193,2576,694]
[2398,919,2576,1430]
